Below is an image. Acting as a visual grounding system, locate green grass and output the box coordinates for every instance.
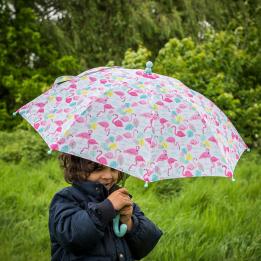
[0,151,260,261]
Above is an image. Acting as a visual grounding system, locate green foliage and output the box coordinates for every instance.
[154,27,261,149]
[122,45,152,69]
[0,1,82,130]
[0,130,55,164]
[0,151,260,260]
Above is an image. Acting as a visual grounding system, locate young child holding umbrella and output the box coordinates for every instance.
[48,153,162,261]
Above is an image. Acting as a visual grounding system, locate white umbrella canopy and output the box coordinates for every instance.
[15,62,248,186]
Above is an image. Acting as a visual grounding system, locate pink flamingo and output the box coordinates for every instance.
[124,146,140,155]
[143,168,154,182]
[50,143,59,151]
[57,138,66,145]
[159,118,168,134]
[178,165,193,177]
[97,104,114,116]
[114,91,126,101]
[145,137,157,148]
[222,165,233,178]
[74,114,85,123]
[112,114,123,127]
[190,113,201,121]
[76,130,93,140]
[123,129,138,139]
[121,113,136,122]
[231,132,239,141]
[129,155,146,170]
[178,103,187,109]
[127,88,138,96]
[35,102,46,113]
[166,136,180,150]
[93,97,107,103]
[33,122,40,130]
[64,83,77,90]
[199,150,211,159]
[172,125,186,137]
[144,112,158,133]
[80,139,98,153]
[187,163,195,170]
[56,96,62,102]
[156,150,168,162]
[161,94,173,103]
[96,150,108,165]
[156,101,164,106]
[210,156,219,174]
[104,149,121,159]
[201,114,208,133]
[190,138,199,145]
[223,145,230,154]
[167,157,177,175]
[65,97,72,103]
[100,79,107,84]
[35,102,46,108]
[208,136,218,145]
[98,121,110,135]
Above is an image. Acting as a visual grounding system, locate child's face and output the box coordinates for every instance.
[87,167,119,190]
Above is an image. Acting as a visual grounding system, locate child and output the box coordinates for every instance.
[49,153,162,260]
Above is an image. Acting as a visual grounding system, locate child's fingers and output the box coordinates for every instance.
[118,188,129,195]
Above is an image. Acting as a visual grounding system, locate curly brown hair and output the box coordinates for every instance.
[59,153,124,184]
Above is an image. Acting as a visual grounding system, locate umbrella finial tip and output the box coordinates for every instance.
[247,148,250,152]
[47,149,52,155]
[146,61,153,68]
[232,177,236,182]
[12,112,17,117]
[144,181,149,188]
[145,61,153,74]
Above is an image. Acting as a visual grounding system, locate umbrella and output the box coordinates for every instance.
[14,61,248,236]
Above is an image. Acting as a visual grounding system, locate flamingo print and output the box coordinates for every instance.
[80,138,99,153]
[159,118,168,134]
[124,146,140,155]
[97,104,114,116]
[161,94,173,103]
[143,168,154,182]
[112,114,123,127]
[96,150,108,165]
[127,88,138,96]
[167,157,177,175]
[129,155,145,170]
[156,150,168,162]
[98,121,110,135]
[144,112,158,133]
[222,165,233,178]
[178,165,193,177]
[76,130,93,140]
[172,125,186,137]
[114,91,126,101]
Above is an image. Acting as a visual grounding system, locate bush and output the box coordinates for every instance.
[0,129,55,164]
[154,27,261,150]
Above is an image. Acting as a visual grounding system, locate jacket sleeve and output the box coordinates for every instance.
[125,203,163,260]
[49,189,116,252]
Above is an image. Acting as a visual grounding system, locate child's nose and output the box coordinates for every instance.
[101,168,113,179]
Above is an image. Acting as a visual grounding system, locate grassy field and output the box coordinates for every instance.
[0,151,260,261]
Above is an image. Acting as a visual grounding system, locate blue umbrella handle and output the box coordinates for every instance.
[113,214,127,237]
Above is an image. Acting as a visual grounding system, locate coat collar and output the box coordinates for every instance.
[72,181,109,200]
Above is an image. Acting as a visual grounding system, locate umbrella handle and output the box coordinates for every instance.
[113,214,127,237]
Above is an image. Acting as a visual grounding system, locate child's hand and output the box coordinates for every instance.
[119,205,133,224]
[107,188,132,211]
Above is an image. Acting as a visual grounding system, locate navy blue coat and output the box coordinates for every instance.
[49,181,162,260]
